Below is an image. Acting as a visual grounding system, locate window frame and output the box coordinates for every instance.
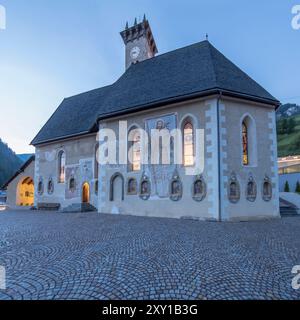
[57,150,66,184]
[47,178,54,195]
[242,121,249,166]
[183,121,195,167]
[128,127,142,172]
[240,114,257,168]
[127,177,138,195]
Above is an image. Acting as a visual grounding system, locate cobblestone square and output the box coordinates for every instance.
[0,210,299,300]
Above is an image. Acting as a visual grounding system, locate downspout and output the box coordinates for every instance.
[217,92,222,222]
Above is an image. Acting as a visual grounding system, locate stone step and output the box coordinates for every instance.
[280,208,300,217]
[280,197,300,217]
[37,203,60,211]
[62,203,97,213]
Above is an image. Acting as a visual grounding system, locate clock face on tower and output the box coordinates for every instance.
[130,46,141,59]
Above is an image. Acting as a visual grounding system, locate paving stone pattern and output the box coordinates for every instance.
[0,211,299,300]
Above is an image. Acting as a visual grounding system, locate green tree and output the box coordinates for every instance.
[281,118,288,134]
[284,181,290,192]
[287,118,296,134]
[295,181,300,194]
[277,120,283,135]
[0,139,23,187]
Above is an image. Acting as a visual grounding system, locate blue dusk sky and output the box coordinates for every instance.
[0,0,299,153]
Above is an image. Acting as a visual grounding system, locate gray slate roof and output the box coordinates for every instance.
[31,40,278,145]
[1,155,35,190]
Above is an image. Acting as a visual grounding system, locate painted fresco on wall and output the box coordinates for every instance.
[65,165,80,199]
[65,160,93,200]
[80,159,93,182]
[145,113,177,198]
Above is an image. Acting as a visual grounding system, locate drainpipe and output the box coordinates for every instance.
[217,92,222,222]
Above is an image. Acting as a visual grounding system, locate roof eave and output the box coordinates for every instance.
[32,89,279,146]
[31,130,96,147]
[97,89,280,121]
[220,90,280,108]
[1,155,35,190]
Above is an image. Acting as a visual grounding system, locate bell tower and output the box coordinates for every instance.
[120,15,158,70]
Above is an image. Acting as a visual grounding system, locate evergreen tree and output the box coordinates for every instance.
[287,118,296,134]
[284,181,290,192]
[0,139,23,187]
[276,120,283,135]
[281,118,288,134]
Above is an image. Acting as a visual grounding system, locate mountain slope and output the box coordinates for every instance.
[0,139,23,187]
[276,103,300,119]
[276,103,300,157]
[18,153,34,163]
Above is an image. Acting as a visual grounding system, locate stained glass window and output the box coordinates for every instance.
[242,122,249,165]
[129,130,141,171]
[58,151,66,183]
[132,132,141,171]
[184,122,194,166]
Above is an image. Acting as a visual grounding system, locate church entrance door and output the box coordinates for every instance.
[82,182,90,204]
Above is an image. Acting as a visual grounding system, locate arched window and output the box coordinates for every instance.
[262,176,272,201]
[183,122,194,166]
[132,132,141,171]
[229,182,239,202]
[110,173,124,201]
[242,121,249,165]
[48,178,54,195]
[228,172,240,203]
[58,151,66,183]
[127,178,137,195]
[128,128,141,172]
[140,174,151,200]
[94,143,99,179]
[141,181,149,194]
[192,175,207,202]
[171,181,180,195]
[38,178,44,195]
[170,171,182,201]
[241,115,257,166]
[194,180,204,195]
[246,174,257,202]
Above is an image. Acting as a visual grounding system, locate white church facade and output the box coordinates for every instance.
[30,18,280,221]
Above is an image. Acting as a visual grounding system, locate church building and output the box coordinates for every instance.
[31,17,280,221]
